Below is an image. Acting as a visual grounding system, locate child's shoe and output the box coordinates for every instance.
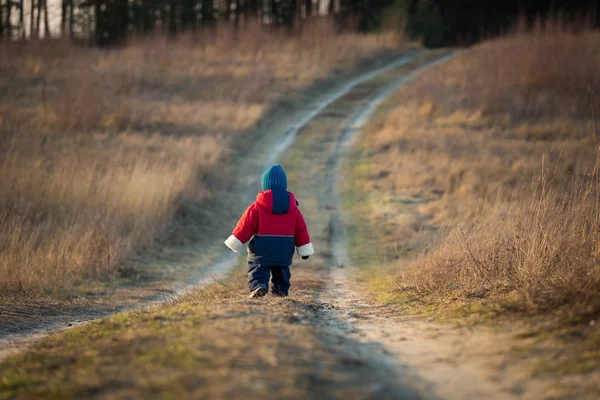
[249,287,267,299]
[271,287,288,297]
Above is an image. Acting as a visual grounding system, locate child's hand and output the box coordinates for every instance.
[302,256,309,260]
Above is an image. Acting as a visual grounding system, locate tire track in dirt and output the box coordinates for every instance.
[264,52,457,399]
[314,54,457,397]
[309,52,560,399]
[325,53,455,270]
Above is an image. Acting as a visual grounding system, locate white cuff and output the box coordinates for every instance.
[296,243,314,257]
[224,235,244,253]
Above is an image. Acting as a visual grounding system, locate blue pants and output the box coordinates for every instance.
[248,262,291,295]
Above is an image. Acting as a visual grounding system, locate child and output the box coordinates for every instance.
[224,164,314,298]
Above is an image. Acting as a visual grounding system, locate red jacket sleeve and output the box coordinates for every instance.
[294,209,311,247]
[232,203,259,244]
[294,209,314,256]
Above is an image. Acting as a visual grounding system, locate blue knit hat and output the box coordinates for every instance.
[262,164,288,191]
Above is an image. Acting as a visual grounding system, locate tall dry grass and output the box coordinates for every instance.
[402,164,600,313]
[0,20,402,295]
[359,24,600,316]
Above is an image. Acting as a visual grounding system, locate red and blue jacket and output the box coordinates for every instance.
[224,189,314,267]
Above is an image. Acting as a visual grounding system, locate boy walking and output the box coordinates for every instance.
[224,164,314,298]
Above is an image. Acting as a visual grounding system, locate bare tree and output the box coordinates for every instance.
[0,0,4,39]
[61,0,67,36]
[69,0,74,38]
[35,0,41,37]
[29,0,35,38]
[42,0,49,37]
[3,0,12,39]
[19,0,24,38]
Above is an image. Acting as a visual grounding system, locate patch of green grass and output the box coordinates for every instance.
[0,263,251,400]
[536,349,600,375]
[341,148,400,268]
[0,300,211,399]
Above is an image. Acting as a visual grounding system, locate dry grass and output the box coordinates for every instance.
[353,25,600,317]
[0,19,402,295]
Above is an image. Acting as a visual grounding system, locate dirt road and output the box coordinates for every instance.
[0,52,421,348]
[0,51,560,399]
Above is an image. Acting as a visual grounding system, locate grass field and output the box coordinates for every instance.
[3,25,599,397]
[0,55,440,399]
[0,20,403,297]
[343,24,600,376]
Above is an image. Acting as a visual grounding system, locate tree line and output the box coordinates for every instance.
[0,0,598,46]
[412,0,600,46]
